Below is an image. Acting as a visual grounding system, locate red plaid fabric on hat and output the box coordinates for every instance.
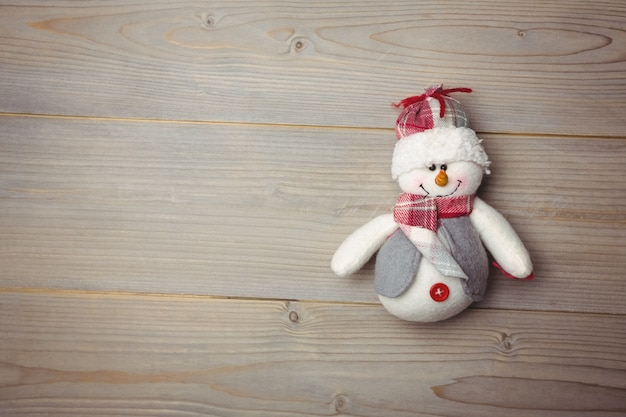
[395,86,472,139]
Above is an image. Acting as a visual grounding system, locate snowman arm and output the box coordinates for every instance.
[331,213,399,277]
[469,197,533,279]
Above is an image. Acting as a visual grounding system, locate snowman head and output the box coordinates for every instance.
[392,86,490,197]
[397,160,484,197]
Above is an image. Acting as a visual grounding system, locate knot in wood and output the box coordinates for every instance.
[291,37,309,53]
[333,394,348,411]
[497,333,516,354]
[200,12,217,29]
[288,310,299,323]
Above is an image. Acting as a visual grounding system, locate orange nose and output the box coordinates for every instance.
[435,170,448,186]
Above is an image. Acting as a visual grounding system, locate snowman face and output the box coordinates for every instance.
[397,161,483,197]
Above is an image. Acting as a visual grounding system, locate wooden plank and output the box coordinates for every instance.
[0,291,624,416]
[1,1,626,136]
[1,115,624,314]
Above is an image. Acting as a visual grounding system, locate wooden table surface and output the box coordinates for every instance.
[1,1,625,416]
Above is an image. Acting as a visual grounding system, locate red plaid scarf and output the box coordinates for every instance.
[393,194,474,231]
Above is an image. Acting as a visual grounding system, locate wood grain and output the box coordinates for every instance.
[1,1,626,135]
[1,115,624,314]
[1,291,624,417]
[2,1,626,415]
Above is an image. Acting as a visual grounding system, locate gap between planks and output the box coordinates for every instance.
[0,286,377,307]
[0,111,623,141]
[1,287,623,320]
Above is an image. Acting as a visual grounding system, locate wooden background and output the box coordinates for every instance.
[1,1,625,415]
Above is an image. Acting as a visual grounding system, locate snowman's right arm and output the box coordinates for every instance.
[331,213,399,277]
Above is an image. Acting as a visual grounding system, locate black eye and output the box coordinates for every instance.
[440,164,447,171]
[429,164,437,171]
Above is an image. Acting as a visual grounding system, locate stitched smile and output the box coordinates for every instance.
[420,180,462,197]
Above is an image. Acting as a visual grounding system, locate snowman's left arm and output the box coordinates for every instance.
[469,197,533,279]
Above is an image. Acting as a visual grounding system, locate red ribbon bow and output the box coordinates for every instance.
[393,86,472,118]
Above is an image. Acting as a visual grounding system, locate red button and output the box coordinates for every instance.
[430,283,450,302]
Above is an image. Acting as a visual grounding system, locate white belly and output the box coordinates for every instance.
[378,257,473,322]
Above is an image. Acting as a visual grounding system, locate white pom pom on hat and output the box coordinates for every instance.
[391,85,491,180]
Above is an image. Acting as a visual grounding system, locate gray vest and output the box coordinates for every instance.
[374,217,489,301]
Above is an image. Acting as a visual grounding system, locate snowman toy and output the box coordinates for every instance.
[331,85,534,322]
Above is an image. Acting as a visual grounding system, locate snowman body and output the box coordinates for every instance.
[331,86,533,322]
[378,250,474,322]
[373,161,489,322]
[377,226,476,322]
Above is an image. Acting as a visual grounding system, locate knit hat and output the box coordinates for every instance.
[391,85,491,179]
